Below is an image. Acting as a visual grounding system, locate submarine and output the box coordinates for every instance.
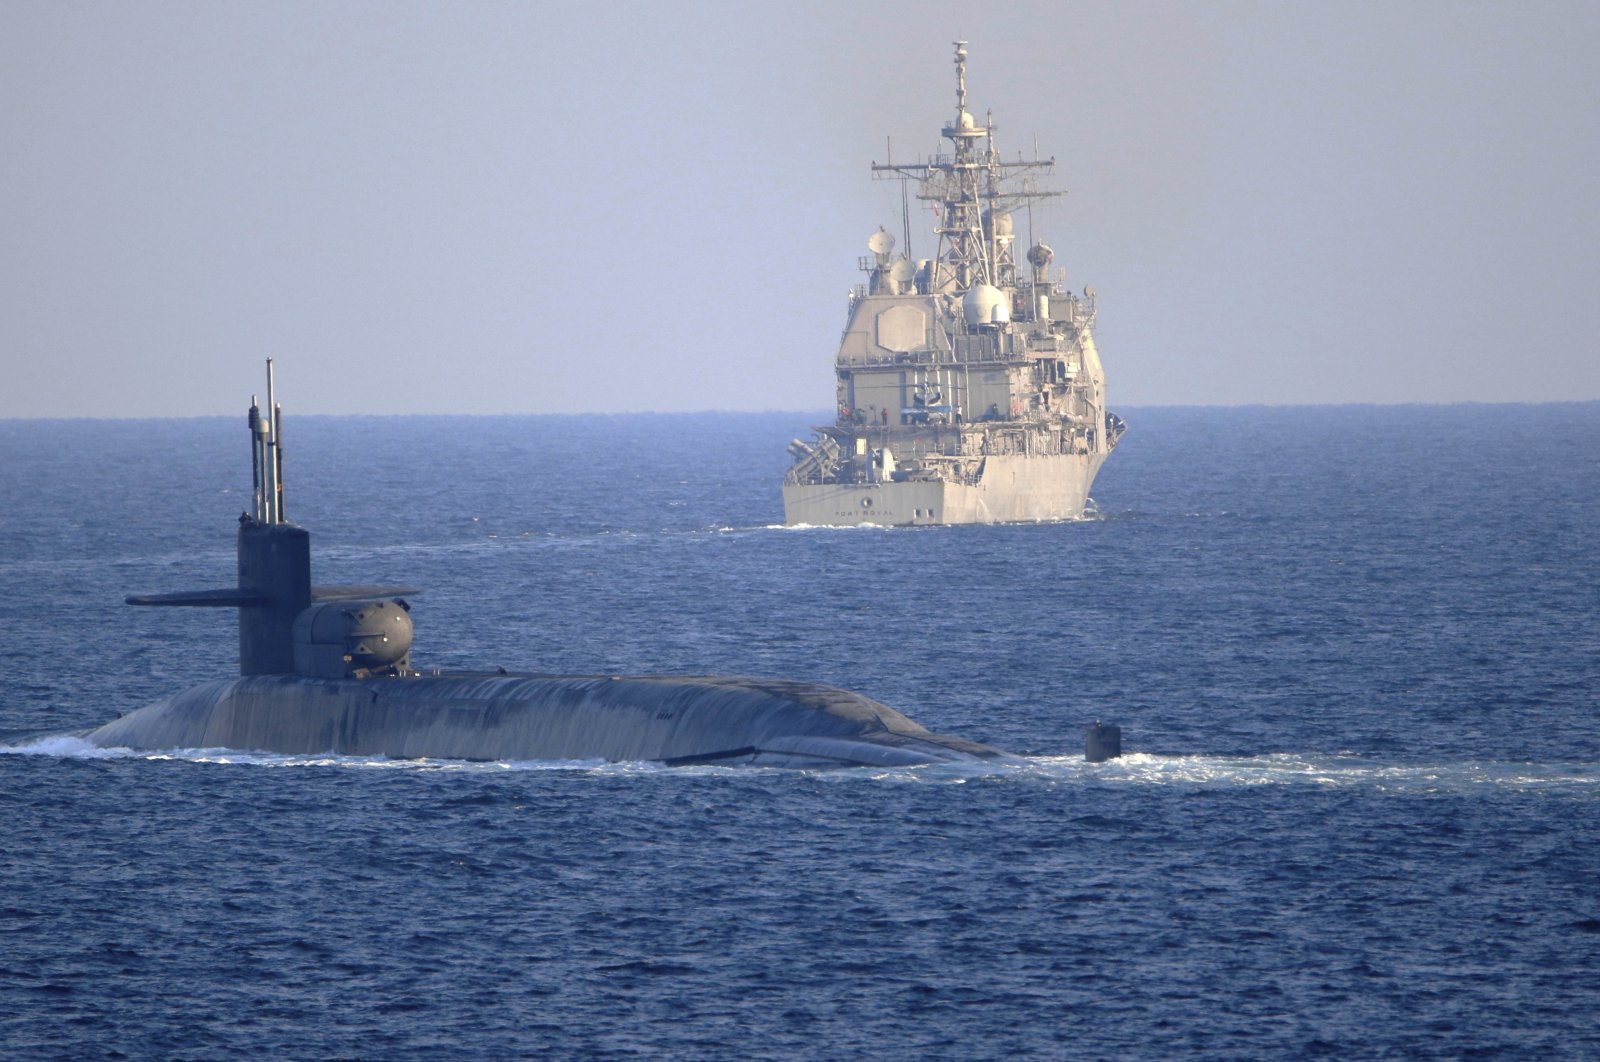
[85,362,1011,769]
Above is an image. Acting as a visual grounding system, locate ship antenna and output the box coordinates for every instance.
[884,136,908,258]
[900,179,914,262]
[985,107,998,285]
[1027,198,1036,273]
[249,393,263,522]
[954,39,967,116]
[264,358,280,524]
[273,394,286,523]
[248,358,288,525]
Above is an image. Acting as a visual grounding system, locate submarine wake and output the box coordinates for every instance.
[17,734,1591,796]
[1014,752,1600,793]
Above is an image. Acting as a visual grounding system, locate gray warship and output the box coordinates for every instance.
[85,363,1009,768]
[784,42,1124,526]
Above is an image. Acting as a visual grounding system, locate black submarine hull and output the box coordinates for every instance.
[85,672,1010,769]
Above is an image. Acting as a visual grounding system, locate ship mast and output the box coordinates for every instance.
[871,41,1060,297]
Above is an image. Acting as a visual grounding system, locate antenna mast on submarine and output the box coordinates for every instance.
[249,359,286,525]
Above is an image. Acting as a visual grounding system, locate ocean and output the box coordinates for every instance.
[2,404,1597,1059]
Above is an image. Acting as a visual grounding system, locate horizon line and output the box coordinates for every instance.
[4,397,1599,424]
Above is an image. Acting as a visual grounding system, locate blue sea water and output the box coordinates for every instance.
[1,404,1597,1059]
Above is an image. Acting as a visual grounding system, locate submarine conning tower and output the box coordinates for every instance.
[127,360,417,679]
[237,521,312,675]
[239,360,310,674]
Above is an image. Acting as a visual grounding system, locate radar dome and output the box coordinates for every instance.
[867,228,895,255]
[1027,243,1054,269]
[962,284,1011,326]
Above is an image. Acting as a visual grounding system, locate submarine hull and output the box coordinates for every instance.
[85,673,1009,769]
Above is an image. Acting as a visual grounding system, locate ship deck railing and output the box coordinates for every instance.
[838,346,1018,369]
[838,324,1091,369]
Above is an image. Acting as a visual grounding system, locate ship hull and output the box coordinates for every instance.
[783,451,1106,527]
[84,673,1010,769]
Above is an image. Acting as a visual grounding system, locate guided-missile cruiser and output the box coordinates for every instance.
[85,363,1009,768]
[783,42,1125,526]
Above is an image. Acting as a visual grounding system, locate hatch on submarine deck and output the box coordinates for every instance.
[85,361,1012,769]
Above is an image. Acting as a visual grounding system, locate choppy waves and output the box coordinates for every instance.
[5,408,1599,1059]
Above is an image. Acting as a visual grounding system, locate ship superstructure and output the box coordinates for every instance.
[783,42,1124,526]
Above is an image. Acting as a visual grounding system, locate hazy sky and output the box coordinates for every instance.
[3,1,1597,417]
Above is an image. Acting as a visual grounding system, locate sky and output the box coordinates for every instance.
[2,0,1597,418]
